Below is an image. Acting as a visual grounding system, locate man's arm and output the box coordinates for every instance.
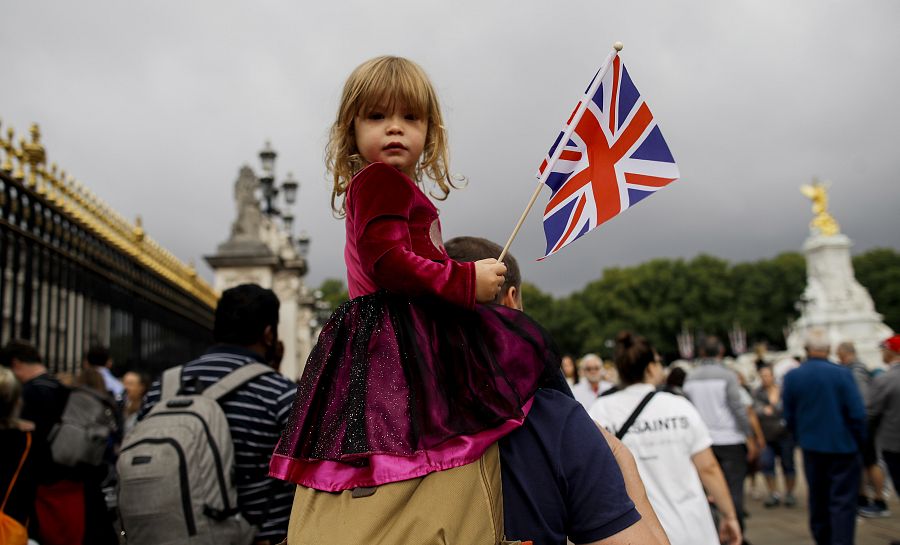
[589,519,671,545]
[842,371,867,448]
[867,374,888,428]
[692,447,742,545]
[851,365,870,404]
[781,374,796,435]
[745,406,765,461]
[725,373,752,437]
[596,426,671,545]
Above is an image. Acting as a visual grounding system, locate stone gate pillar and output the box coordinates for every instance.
[205,164,313,380]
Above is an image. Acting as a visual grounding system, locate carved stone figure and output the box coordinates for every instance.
[230,166,263,242]
[800,180,840,236]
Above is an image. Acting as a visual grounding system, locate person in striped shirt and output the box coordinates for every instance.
[141,284,298,545]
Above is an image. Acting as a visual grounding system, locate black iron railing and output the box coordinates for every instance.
[0,121,216,376]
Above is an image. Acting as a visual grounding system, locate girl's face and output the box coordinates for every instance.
[760,367,775,388]
[354,103,427,178]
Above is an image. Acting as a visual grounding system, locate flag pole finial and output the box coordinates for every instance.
[613,41,624,51]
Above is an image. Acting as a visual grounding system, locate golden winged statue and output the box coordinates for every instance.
[800,180,840,236]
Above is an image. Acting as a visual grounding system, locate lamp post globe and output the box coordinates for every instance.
[282,172,299,205]
[259,140,277,175]
[297,230,311,257]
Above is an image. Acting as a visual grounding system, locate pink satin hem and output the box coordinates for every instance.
[269,397,534,492]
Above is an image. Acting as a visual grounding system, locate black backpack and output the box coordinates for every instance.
[48,385,118,467]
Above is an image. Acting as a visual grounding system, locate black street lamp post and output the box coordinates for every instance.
[257,141,301,235]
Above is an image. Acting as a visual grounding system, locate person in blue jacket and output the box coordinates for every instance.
[782,328,866,545]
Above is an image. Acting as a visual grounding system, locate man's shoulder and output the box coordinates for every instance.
[530,388,585,420]
[147,352,295,405]
[820,359,854,379]
[24,373,66,397]
[686,360,729,379]
[506,388,596,451]
[873,366,900,389]
[181,355,295,395]
[789,359,853,384]
[684,363,733,393]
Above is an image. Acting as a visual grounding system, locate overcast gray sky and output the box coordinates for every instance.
[3,1,898,296]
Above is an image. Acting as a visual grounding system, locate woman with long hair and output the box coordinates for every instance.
[753,365,797,507]
[590,331,742,545]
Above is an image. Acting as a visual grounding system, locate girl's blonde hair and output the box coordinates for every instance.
[327,56,455,215]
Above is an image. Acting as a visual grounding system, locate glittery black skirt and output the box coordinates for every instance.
[270,291,561,490]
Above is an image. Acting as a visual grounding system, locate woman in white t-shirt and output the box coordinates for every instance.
[589,331,742,545]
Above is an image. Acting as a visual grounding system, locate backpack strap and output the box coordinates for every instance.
[160,365,184,402]
[202,363,273,401]
[615,391,656,440]
[2,431,31,512]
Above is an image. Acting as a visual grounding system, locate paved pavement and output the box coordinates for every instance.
[742,463,900,545]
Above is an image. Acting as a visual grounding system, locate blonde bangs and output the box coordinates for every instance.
[328,56,457,215]
[352,59,434,120]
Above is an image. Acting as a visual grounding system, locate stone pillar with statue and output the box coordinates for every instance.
[205,142,315,381]
[786,180,893,368]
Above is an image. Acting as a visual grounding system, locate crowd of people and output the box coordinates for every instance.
[0,284,298,545]
[566,331,900,545]
[1,54,898,545]
[2,314,898,544]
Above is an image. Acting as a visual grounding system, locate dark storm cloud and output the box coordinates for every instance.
[2,1,898,295]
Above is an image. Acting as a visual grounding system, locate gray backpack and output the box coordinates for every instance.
[117,363,271,545]
[49,386,118,467]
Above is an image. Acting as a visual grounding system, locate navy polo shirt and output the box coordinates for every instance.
[500,388,640,544]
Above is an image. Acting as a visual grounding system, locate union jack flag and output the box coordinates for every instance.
[538,51,679,258]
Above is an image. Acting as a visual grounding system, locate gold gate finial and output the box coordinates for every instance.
[0,120,13,173]
[23,123,47,192]
[134,215,145,243]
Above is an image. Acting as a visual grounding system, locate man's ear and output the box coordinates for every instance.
[500,286,523,311]
[263,325,276,347]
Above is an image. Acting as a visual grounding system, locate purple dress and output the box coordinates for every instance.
[269,163,558,491]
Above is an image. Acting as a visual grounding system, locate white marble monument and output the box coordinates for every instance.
[786,181,893,368]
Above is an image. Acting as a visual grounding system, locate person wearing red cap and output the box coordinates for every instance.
[869,333,900,532]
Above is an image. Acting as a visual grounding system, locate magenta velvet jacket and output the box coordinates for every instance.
[343,162,476,308]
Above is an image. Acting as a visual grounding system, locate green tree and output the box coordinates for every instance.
[317,278,349,310]
[521,283,600,357]
[854,248,900,331]
[524,253,809,360]
[731,252,805,348]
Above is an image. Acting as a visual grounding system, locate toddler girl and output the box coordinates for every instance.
[270,56,558,491]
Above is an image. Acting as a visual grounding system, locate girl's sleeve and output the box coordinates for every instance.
[347,163,476,309]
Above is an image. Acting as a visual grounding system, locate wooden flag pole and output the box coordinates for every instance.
[498,180,545,262]
[497,41,624,263]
